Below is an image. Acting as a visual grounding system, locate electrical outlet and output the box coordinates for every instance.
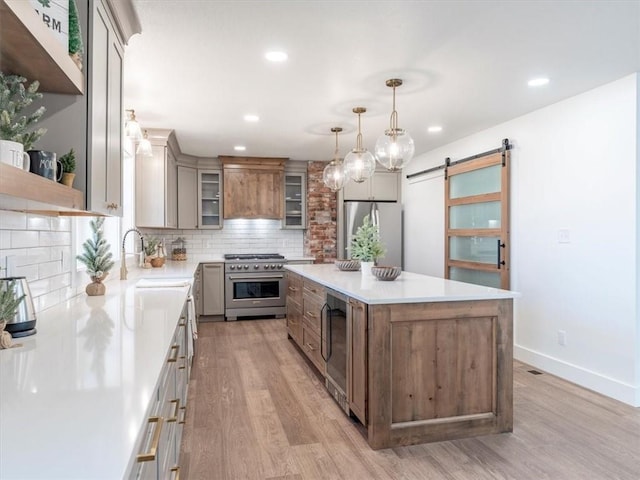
[558,330,567,346]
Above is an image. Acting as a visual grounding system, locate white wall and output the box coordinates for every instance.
[404,74,639,406]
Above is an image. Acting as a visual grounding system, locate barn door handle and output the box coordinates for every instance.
[497,240,506,269]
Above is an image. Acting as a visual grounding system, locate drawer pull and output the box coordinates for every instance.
[288,286,298,292]
[136,416,163,462]
[170,466,180,480]
[306,343,316,352]
[179,406,187,424]
[167,399,180,422]
[306,311,317,318]
[167,345,179,362]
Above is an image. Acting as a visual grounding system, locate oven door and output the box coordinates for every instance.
[225,272,285,309]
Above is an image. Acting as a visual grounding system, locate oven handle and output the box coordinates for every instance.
[226,275,284,280]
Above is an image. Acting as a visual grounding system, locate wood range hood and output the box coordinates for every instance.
[220,156,287,220]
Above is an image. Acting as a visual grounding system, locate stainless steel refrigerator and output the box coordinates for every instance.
[343,202,403,268]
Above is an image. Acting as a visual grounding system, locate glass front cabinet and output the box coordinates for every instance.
[198,169,222,229]
[283,172,306,229]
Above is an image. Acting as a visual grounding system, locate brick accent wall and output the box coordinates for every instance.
[304,161,337,263]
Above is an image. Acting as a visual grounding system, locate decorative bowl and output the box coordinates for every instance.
[371,266,401,281]
[335,259,361,271]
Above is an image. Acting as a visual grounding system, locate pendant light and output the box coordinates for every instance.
[136,129,153,157]
[343,107,376,183]
[125,109,142,141]
[323,127,346,191]
[375,79,415,171]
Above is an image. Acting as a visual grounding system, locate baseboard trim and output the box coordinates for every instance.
[514,345,639,407]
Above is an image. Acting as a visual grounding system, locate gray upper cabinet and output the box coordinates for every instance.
[87,0,124,215]
[342,170,400,202]
[135,129,178,228]
[177,165,198,229]
[198,169,223,229]
[283,172,307,229]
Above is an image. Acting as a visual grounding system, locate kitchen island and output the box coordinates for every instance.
[285,264,519,449]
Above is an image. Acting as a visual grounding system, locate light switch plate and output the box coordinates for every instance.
[558,229,571,244]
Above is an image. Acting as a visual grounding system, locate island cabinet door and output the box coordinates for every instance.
[366,299,513,449]
[348,298,367,425]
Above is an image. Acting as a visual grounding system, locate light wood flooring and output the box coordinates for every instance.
[179,319,640,479]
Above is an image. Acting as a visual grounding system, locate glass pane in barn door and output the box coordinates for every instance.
[445,150,510,289]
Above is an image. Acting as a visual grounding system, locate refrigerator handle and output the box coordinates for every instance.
[370,202,380,228]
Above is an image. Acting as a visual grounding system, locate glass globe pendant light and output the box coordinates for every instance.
[343,107,376,183]
[323,127,346,191]
[375,78,415,171]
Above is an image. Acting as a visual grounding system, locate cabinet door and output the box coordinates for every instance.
[349,298,367,425]
[165,148,178,228]
[202,263,224,315]
[88,0,123,215]
[283,173,306,229]
[198,170,222,229]
[177,166,198,229]
[343,177,371,201]
[371,171,399,201]
[343,171,399,201]
[136,145,166,227]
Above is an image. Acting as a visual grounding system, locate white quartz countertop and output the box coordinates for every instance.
[0,261,199,479]
[285,264,519,304]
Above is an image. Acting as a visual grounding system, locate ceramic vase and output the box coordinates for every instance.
[361,261,374,278]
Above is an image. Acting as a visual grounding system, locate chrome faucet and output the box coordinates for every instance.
[120,228,145,280]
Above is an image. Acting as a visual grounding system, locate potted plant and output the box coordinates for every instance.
[58,148,76,187]
[0,73,47,155]
[143,236,160,268]
[77,217,115,296]
[0,279,26,349]
[350,214,386,277]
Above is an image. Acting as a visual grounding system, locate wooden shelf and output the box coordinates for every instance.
[0,163,86,214]
[0,0,84,95]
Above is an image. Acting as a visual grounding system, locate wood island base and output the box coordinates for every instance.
[366,299,513,449]
[285,267,515,450]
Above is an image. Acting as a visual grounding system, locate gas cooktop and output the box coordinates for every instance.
[224,253,285,261]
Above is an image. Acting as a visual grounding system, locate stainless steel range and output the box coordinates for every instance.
[224,254,287,320]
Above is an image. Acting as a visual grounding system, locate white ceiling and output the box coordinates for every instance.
[123,1,640,162]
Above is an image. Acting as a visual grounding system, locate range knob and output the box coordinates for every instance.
[254,264,260,269]
[263,264,269,269]
[243,264,249,270]
[277,264,283,269]
[229,265,236,270]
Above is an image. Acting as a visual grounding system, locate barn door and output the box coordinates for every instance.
[445,144,510,289]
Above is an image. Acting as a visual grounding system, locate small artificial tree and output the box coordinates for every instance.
[350,214,386,263]
[0,279,26,349]
[0,72,47,150]
[68,0,84,69]
[77,217,114,286]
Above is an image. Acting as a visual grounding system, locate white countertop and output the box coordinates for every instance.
[0,261,199,480]
[285,264,519,304]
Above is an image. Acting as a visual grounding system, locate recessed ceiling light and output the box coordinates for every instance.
[243,114,260,122]
[265,51,288,62]
[427,126,442,133]
[234,145,246,152]
[528,77,550,87]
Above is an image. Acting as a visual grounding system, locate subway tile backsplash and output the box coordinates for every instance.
[0,213,306,314]
[140,219,305,261]
[0,211,74,313]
